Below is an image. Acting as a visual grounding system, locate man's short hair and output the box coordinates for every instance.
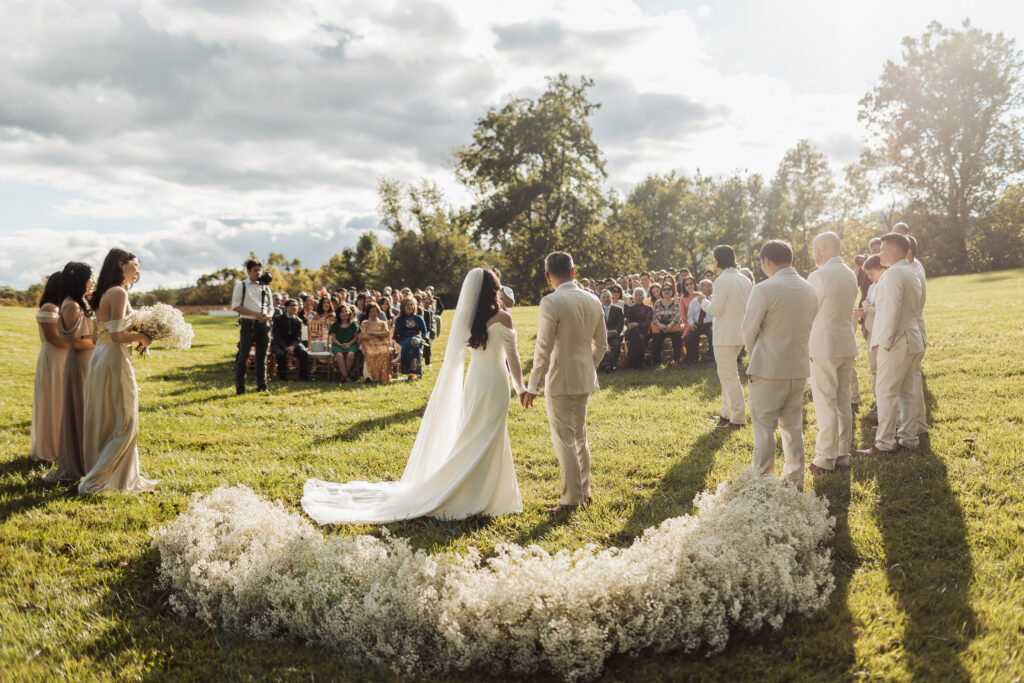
[698,278,713,290]
[285,298,298,307]
[712,245,736,269]
[892,222,910,235]
[863,255,884,270]
[760,239,794,265]
[907,235,918,256]
[544,251,574,278]
[245,259,262,271]
[880,232,910,256]
[813,231,842,253]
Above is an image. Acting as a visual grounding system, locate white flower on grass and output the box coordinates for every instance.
[151,470,835,682]
[131,303,194,351]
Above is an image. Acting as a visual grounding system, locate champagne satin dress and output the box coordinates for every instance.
[78,317,157,494]
[43,304,94,482]
[30,309,66,462]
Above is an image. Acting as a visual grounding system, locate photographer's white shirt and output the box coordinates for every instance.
[232,279,270,320]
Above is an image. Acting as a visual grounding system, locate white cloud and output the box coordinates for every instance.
[0,0,869,288]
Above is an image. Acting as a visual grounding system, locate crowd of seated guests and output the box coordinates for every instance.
[256,283,444,385]
[576,266,757,373]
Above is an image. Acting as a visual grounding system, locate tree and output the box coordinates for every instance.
[976,183,1024,270]
[456,74,607,303]
[765,140,836,274]
[711,172,767,272]
[320,233,390,292]
[859,20,1024,272]
[375,178,489,304]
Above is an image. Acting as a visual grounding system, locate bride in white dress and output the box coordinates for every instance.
[301,268,526,524]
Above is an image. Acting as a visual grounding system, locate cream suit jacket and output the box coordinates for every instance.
[527,281,607,396]
[910,259,928,346]
[742,267,819,380]
[701,267,753,347]
[807,256,859,358]
[870,260,924,353]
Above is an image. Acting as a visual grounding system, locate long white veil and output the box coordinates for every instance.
[399,267,482,484]
[300,268,489,524]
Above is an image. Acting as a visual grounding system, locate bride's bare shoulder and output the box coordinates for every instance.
[487,310,515,330]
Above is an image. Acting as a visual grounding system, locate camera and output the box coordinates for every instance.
[257,272,273,286]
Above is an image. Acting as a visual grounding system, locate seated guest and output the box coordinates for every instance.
[416,296,435,365]
[651,282,683,363]
[646,283,661,306]
[313,295,334,321]
[683,279,714,363]
[271,293,285,318]
[624,287,653,370]
[678,276,699,339]
[360,302,392,382]
[329,304,360,383]
[299,296,316,324]
[609,284,625,309]
[271,299,309,381]
[31,271,67,463]
[394,297,429,378]
[598,289,624,372]
[354,293,367,322]
[703,269,715,281]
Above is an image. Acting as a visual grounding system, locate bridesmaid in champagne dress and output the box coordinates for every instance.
[43,263,96,482]
[79,249,157,494]
[30,272,67,462]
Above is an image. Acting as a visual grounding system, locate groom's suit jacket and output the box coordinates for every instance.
[527,281,607,397]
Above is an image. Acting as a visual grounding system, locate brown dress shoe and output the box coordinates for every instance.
[544,503,578,514]
[808,463,834,475]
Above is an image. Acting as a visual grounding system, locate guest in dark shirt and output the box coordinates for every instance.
[625,288,653,370]
[271,299,309,381]
[598,289,625,372]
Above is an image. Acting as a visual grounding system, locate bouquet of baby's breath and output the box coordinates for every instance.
[132,303,194,355]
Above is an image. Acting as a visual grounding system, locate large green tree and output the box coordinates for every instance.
[765,139,836,274]
[456,74,607,303]
[859,20,1024,272]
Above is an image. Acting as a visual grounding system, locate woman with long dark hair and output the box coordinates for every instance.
[31,272,67,463]
[78,248,156,494]
[301,267,525,524]
[43,262,96,482]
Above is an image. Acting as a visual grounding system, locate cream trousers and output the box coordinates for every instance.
[810,357,854,470]
[545,393,592,505]
[749,376,806,489]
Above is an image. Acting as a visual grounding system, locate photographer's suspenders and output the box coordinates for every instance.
[240,281,269,319]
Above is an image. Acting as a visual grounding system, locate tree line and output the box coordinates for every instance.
[4,21,1021,308]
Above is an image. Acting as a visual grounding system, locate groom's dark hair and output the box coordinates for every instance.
[545,251,574,278]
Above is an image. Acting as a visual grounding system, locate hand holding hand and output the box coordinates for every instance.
[520,391,537,409]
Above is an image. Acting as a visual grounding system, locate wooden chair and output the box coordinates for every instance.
[306,319,333,379]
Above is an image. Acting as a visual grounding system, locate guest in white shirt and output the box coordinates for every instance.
[857,232,925,454]
[683,280,713,362]
[806,232,859,474]
[906,235,928,437]
[697,245,753,428]
[742,240,819,489]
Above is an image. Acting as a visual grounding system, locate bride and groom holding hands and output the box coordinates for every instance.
[301,251,608,524]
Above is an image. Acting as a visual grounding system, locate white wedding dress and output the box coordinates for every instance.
[301,269,525,524]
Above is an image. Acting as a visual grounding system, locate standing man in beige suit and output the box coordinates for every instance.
[522,252,608,513]
[807,232,859,474]
[858,232,925,454]
[742,240,819,490]
[697,245,753,429]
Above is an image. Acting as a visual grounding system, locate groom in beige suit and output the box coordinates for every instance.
[522,252,608,513]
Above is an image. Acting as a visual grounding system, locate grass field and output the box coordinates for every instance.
[1,269,1023,681]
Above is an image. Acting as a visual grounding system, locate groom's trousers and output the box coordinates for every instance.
[546,393,591,506]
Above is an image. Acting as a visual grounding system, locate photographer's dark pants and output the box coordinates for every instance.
[652,331,682,363]
[236,319,269,394]
[273,344,309,381]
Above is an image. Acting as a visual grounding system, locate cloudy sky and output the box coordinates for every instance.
[2,0,1022,289]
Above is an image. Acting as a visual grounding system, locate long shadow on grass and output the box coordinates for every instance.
[312,403,426,445]
[600,362,723,401]
[855,375,976,680]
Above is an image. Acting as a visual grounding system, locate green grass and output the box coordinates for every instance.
[1,269,1023,681]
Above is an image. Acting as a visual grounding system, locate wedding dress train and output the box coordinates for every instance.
[302,270,524,524]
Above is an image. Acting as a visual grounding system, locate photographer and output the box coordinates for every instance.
[232,259,273,394]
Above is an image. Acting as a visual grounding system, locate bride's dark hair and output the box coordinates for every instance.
[468,269,501,350]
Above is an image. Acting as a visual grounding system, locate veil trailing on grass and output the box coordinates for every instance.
[301,268,488,524]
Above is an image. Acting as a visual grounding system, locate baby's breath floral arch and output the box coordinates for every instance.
[152,470,835,682]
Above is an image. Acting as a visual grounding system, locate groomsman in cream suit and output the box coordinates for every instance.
[742,240,819,489]
[806,232,859,474]
[857,232,925,454]
[522,252,608,513]
[697,245,753,428]
[906,234,928,437]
